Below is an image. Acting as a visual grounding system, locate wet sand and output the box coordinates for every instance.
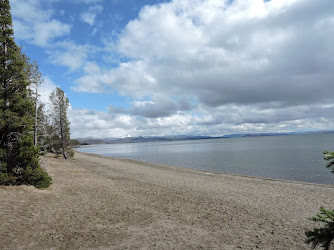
[1,151,333,249]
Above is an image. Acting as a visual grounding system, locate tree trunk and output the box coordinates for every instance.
[60,126,67,159]
[3,40,12,173]
[6,136,13,173]
[34,91,38,147]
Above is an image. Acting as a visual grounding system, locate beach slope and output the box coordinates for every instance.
[1,151,333,249]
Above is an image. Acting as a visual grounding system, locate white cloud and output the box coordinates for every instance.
[72,60,159,96]
[12,0,71,47]
[48,41,90,71]
[74,0,103,3]
[69,0,334,137]
[69,105,334,139]
[34,20,71,47]
[68,109,136,138]
[35,76,59,116]
[12,0,95,75]
[12,0,334,137]
[81,5,103,26]
[73,62,105,92]
[39,76,58,105]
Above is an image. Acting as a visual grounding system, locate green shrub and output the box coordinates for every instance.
[67,149,75,158]
[0,172,8,183]
[16,135,39,171]
[16,135,52,189]
[0,172,17,186]
[23,166,52,189]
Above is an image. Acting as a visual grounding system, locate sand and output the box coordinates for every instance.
[0,151,333,249]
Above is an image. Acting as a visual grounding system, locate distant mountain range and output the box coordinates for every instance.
[76,135,214,145]
[75,130,334,145]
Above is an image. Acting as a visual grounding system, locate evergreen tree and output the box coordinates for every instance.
[323,151,334,173]
[0,0,51,188]
[44,114,57,154]
[49,87,71,159]
[28,60,43,147]
[306,206,334,250]
[35,102,48,153]
[305,150,334,249]
[1,0,30,173]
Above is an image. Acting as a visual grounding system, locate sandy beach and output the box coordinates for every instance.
[1,151,333,249]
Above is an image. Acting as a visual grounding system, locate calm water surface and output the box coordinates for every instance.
[77,133,334,185]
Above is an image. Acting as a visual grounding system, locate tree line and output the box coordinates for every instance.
[0,0,71,188]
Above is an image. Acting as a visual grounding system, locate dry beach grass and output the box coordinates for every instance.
[1,151,333,249]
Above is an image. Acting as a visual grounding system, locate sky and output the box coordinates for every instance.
[10,0,334,139]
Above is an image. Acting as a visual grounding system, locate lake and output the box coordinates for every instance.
[76,133,334,185]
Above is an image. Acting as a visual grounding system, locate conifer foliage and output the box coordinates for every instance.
[306,206,334,250]
[323,151,334,173]
[49,87,72,159]
[305,150,334,249]
[0,0,51,188]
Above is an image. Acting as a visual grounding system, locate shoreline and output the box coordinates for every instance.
[1,151,333,249]
[77,150,334,188]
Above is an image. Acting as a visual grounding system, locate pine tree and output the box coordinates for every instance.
[44,115,57,154]
[35,102,48,153]
[323,151,334,173]
[0,0,30,173]
[305,151,334,249]
[306,207,334,250]
[49,87,71,159]
[28,60,43,148]
[0,0,51,188]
